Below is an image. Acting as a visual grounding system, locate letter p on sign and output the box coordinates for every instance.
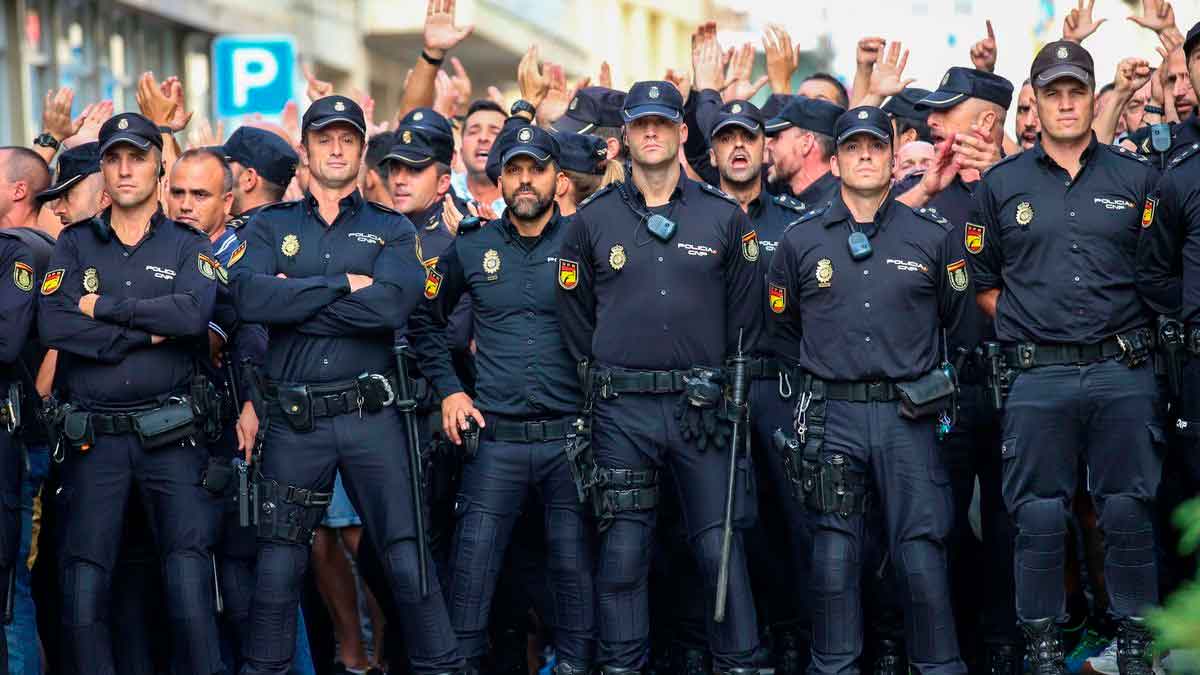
[214,36,295,119]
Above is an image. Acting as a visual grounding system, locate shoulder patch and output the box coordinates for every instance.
[578,182,618,210]
[227,240,248,268]
[457,217,483,235]
[423,266,444,299]
[699,182,738,205]
[914,206,951,229]
[198,253,218,280]
[1107,143,1151,164]
[41,268,64,295]
[772,193,807,213]
[12,261,33,292]
[1168,142,1200,170]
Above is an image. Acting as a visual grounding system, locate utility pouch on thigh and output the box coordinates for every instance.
[63,410,94,453]
[256,480,333,545]
[275,385,313,432]
[133,400,197,450]
[896,368,956,420]
[807,452,867,516]
[774,427,806,501]
[201,456,235,495]
[564,417,595,504]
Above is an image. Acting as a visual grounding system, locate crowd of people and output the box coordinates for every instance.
[2,0,1200,674]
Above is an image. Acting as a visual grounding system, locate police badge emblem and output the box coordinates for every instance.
[946,259,969,292]
[609,245,627,270]
[82,267,100,293]
[198,254,218,280]
[1056,46,1069,59]
[816,259,833,288]
[857,110,869,119]
[118,118,129,130]
[424,267,444,299]
[741,231,760,262]
[12,262,32,292]
[558,259,579,290]
[731,103,742,114]
[649,86,660,99]
[334,100,346,112]
[483,249,501,278]
[402,130,413,144]
[281,234,300,257]
[518,128,533,142]
[413,111,424,121]
[1015,202,1034,226]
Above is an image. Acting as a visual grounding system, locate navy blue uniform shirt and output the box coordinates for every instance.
[766,192,967,381]
[557,171,764,370]
[409,200,473,354]
[0,234,38,384]
[968,135,1158,344]
[1136,138,1200,321]
[230,190,426,384]
[748,191,807,269]
[39,209,217,408]
[411,208,578,417]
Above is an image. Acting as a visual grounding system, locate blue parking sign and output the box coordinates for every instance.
[213,36,295,118]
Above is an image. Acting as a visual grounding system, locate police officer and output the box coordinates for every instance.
[557,80,763,675]
[895,65,1021,674]
[968,42,1161,675]
[38,111,223,675]
[549,86,628,160]
[554,131,612,215]
[222,125,302,228]
[229,95,468,675]
[410,124,595,675]
[766,106,967,675]
[39,142,108,229]
[764,96,845,206]
[385,108,460,263]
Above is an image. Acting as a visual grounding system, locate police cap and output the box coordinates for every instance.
[302,95,366,136]
[1030,41,1094,89]
[37,142,100,203]
[834,106,893,145]
[1184,21,1200,59]
[764,96,845,137]
[917,67,1014,110]
[499,125,561,168]
[554,132,608,175]
[553,87,626,133]
[622,81,684,123]
[98,113,163,156]
[221,126,300,187]
[882,87,933,120]
[385,127,454,168]
[709,100,765,140]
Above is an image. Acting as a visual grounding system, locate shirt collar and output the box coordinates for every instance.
[1031,131,1099,170]
[822,187,895,230]
[624,164,688,207]
[303,189,365,225]
[93,206,167,241]
[500,204,562,246]
[415,201,445,230]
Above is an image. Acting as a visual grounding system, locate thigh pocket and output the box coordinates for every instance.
[1146,423,1167,457]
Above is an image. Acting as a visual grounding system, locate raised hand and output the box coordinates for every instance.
[424,0,474,58]
[664,68,693,102]
[537,62,572,124]
[722,43,767,102]
[691,21,725,93]
[136,72,178,128]
[433,70,459,119]
[158,76,193,131]
[598,61,613,89]
[1063,0,1106,44]
[1128,0,1177,35]
[449,57,472,105]
[1115,57,1153,95]
[870,41,915,99]
[42,88,82,143]
[302,63,333,102]
[970,20,997,71]
[66,100,113,148]
[763,24,799,94]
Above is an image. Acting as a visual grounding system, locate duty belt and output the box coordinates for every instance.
[747,358,781,381]
[599,368,690,396]
[485,415,582,443]
[1001,333,1146,369]
[265,374,398,418]
[818,379,901,402]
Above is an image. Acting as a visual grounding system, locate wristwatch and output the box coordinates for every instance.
[32,132,59,150]
[1144,104,1165,116]
[510,99,536,119]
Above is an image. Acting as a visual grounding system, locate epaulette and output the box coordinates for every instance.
[578,182,618,210]
[251,200,302,219]
[1108,143,1151,164]
[982,150,1023,177]
[914,206,951,229]
[367,200,404,216]
[1168,141,1200,170]
[228,214,249,230]
[772,193,807,213]
[699,182,738,205]
[784,203,829,232]
[457,216,483,235]
[171,218,208,238]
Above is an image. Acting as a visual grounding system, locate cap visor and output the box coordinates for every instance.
[306,116,367,135]
[621,105,683,123]
[914,90,965,110]
[550,116,596,134]
[501,147,553,167]
[836,127,892,145]
[35,173,85,203]
[98,134,155,156]
[383,151,434,167]
[1034,65,1092,87]
[709,118,763,140]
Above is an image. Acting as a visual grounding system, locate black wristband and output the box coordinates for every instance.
[157,125,175,135]
[421,50,444,66]
[1144,104,1165,116]
[510,99,536,118]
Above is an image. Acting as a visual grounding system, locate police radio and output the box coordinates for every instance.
[847,223,872,261]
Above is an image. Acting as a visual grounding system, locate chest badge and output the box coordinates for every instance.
[12,262,33,292]
[281,234,301,257]
[82,267,100,293]
[1015,201,1034,226]
[769,283,786,313]
[741,231,760,262]
[815,258,834,289]
[483,249,501,279]
[559,259,579,290]
[609,244,627,271]
[946,259,969,292]
[965,223,986,254]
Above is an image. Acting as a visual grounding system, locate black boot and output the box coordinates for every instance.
[873,638,904,675]
[1022,618,1067,675]
[1117,617,1154,675]
[774,627,805,675]
[985,643,1022,675]
[675,647,712,675]
[553,662,590,675]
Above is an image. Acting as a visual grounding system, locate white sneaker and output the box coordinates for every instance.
[1083,640,1119,675]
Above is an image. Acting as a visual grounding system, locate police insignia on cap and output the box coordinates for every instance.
[334,100,346,112]
[1057,46,1069,59]
[118,118,129,130]
[281,234,300,257]
[649,86,660,99]
[946,259,969,292]
[731,103,742,114]
[965,223,986,254]
[518,128,533,142]
[558,259,579,290]
[1015,201,1034,226]
[197,254,218,281]
[413,111,424,121]
[12,262,33,292]
[483,249,501,278]
[402,130,413,144]
[609,244,627,271]
[82,267,100,293]
[741,231,760,262]
[424,267,444,299]
[941,73,950,87]
[816,258,833,288]
[1142,197,1157,228]
[857,110,869,120]
[769,283,786,313]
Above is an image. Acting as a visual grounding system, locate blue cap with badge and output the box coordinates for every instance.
[37,142,100,203]
[221,126,299,186]
[98,113,163,156]
[764,96,845,137]
[709,100,765,140]
[554,132,608,175]
[834,106,893,145]
[552,87,626,133]
[302,95,366,135]
[499,125,561,167]
[622,81,684,123]
[917,67,1013,110]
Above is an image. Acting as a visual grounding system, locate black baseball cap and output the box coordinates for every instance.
[98,113,163,156]
[764,96,845,137]
[917,67,1014,110]
[834,106,893,145]
[1030,41,1094,88]
[500,125,561,167]
[302,95,366,136]
[1186,21,1200,59]
[882,87,933,120]
[221,126,300,187]
[709,100,764,140]
[397,107,454,144]
[37,142,100,203]
[384,127,453,168]
[552,86,626,133]
[555,132,608,175]
[622,81,684,123]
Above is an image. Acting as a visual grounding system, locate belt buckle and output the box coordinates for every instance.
[653,371,672,393]
[1017,344,1036,369]
[867,381,886,401]
[527,421,546,442]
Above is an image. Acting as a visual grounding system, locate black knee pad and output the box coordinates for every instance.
[1014,499,1066,556]
[1098,495,1154,566]
[895,539,957,662]
[810,529,861,656]
[61,560,108,626]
